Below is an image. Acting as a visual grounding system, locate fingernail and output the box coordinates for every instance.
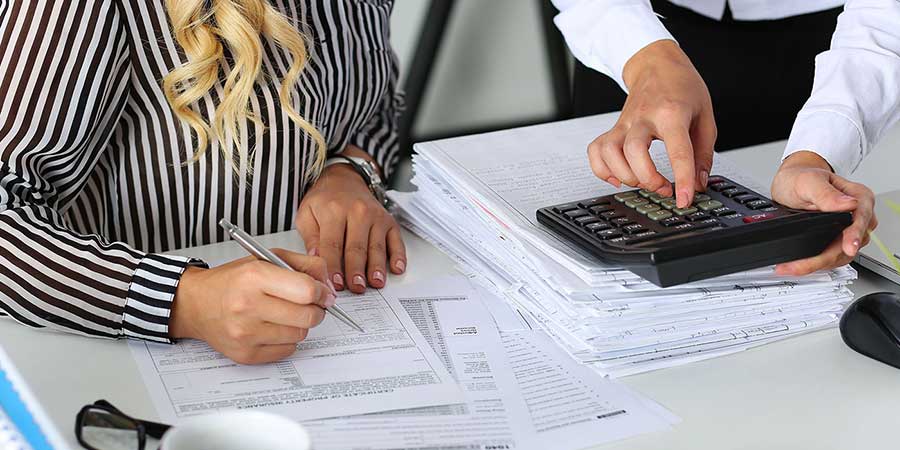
[840,195,856,202]
[607,177,622,188]
[373,270,385,284]
[395,260,406,273]
[352,275,366,288]
[678,189,691,208]
[308,247,318,257]
[324,292,336,308]
[326,278,337,296]
[700,170,709,188]
[853,239,860,248]
[332,273,344,290]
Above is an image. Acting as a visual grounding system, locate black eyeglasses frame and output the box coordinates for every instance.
[74,399,171,450]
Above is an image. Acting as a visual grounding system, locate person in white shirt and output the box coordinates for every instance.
[555,0,843,152]
[552,0,897,275]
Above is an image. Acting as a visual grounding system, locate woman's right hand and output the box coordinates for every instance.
[169,249,336,365]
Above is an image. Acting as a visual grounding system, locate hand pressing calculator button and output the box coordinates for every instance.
[536,175,852,287]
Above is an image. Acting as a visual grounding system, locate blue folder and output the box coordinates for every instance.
[0,349,60,450]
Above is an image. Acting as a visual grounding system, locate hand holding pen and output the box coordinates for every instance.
[168,220,362,365]
[219,220,364,332]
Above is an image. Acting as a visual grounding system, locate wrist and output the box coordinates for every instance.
[339,144,384,178]
[321,161,369,189]
[622,40,688,90]
[781,150,834,172]
[170,266,206,340]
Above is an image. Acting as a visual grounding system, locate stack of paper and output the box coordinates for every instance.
[391,114,856,377]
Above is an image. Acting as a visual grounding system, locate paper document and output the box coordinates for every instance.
[303,276,675,450]
[130,288,463,423]
[393,113,856,377]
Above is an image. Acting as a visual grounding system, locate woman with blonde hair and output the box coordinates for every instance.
[0,0,406,364]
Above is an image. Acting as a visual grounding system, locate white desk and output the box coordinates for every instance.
[3,128,900,450]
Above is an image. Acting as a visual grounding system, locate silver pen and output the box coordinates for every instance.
[218,219,365,333]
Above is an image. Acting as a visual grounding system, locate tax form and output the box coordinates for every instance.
[303,277,675,450]
[129,288,463,423]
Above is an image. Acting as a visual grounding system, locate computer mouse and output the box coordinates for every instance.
[840,292,900,370]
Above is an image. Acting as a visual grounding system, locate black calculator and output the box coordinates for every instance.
[536,176,852,287]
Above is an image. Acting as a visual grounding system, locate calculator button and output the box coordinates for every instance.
[647,210,673,221]
[589,204,614,214]
[746,200,773,210]
[673,206,698,216]
[697,200,723,211]
[622,224,648,234]
[614,192,639,201]
[611,217,634,227]
[673,220,720,233]
[693,193,711,203]
[625,197,649,208]
[553,203,580,213]
[574,215,601,225]
[585,222,613,232]
[648,193,666,203]
[733,194,759,204]
[721,188,747,198]
[596,229,623,240]
[710,183,734,192]
[660,217,685,227]
[685,211,710,222]
[638,189,653,198]
[706,176,724,185]
[579,198,611,209]
[636,204,661,214]
[563,209,591,219]
[743,212,777,223]
[660,199,677,210]
[711,207,734,217]
[600,211,623,220]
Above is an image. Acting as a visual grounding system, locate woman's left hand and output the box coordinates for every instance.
[296,146,407,293]
[771,151,877,276]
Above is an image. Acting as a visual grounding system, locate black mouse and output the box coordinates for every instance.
[840,292,900,370]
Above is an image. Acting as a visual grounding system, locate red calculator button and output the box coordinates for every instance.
[743,213,777,223]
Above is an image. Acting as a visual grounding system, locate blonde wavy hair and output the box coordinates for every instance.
[162,0,326,181]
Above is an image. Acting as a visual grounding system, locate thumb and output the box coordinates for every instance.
[270,248,331,288]
[797,175,858,212]
[295,209,321,257]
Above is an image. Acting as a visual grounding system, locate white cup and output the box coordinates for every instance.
[160,410,312,450]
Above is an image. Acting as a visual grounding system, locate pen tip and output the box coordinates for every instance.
[218,219,233,231]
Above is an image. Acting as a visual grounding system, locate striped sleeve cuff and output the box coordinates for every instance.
[352,91,405,180]
[123,253,208,343]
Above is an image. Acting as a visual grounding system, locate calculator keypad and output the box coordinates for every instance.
[543,176,788,250]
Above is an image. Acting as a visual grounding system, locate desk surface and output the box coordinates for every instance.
[3,125,900,450]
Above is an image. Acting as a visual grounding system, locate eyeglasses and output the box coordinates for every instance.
[75,400,171,450]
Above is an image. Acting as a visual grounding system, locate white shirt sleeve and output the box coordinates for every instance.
[783,0,900,176]
[551,0,674,91]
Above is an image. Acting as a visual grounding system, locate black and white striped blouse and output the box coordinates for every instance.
[0,0,402,343]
